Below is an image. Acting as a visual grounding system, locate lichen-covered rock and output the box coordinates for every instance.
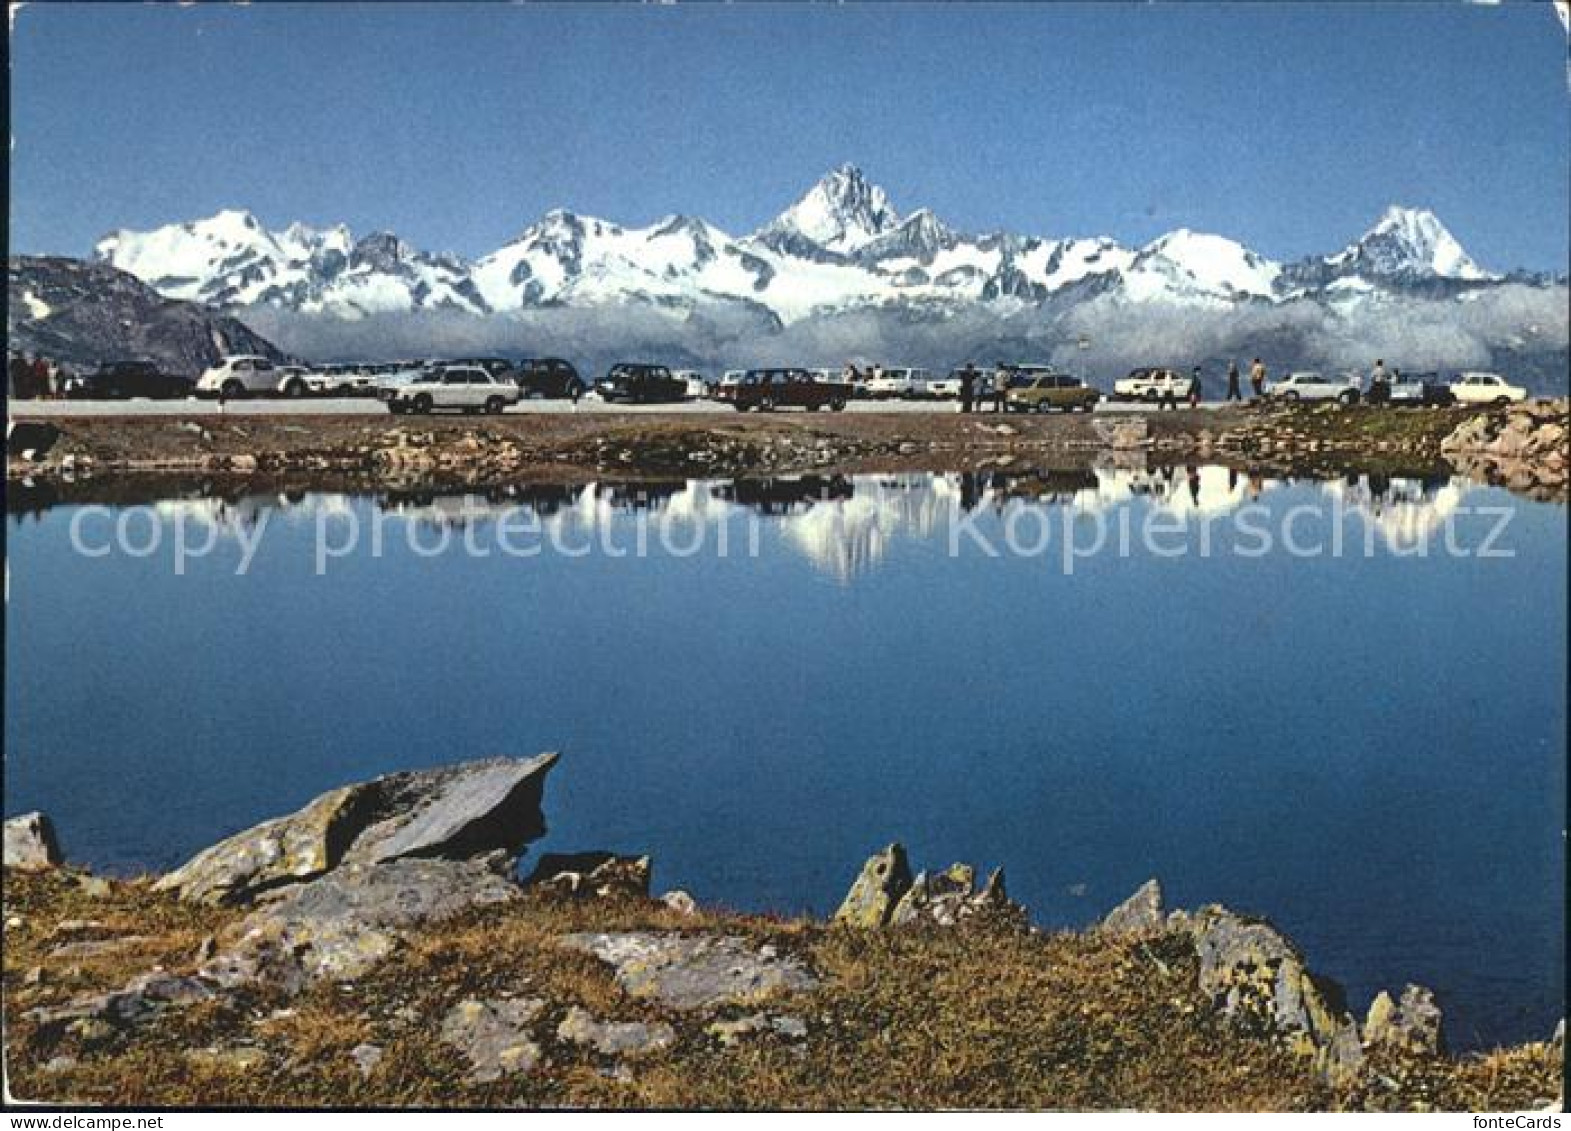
[889,863,1024,929]
[1364,984,1445,1057]
[558,932,818,1011]
[1182,904,1363,1084]
[556,1006,675,1058]
[706,1011,808,1046]
[440,996,544,1082]
[4,811,62,871]
[155,753,558,905]
[525,851,651,900]
[152,783,376,905]
[834,843,912,928]
[1099,879,1165,934]
[203,855,523,991]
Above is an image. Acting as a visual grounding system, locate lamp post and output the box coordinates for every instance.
[1076,335,1091,385]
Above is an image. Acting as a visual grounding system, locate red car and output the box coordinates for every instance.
[717,368,852,412]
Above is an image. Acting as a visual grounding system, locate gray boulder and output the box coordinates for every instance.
[1099,879,1165,934]
[559,932,818,1011]
[155,753,558,905]
[4,811,62,871]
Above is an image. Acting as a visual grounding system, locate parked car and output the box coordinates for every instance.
[1368,370,1455,407]
[672,369,710,400]
[512,358,586,400]
[1269,371,1361,404]
[1449,371,1527,405]
[716,368,851,412]
[65,360,192,400]
[379,365,520,415]
[195,355,283,398]
[1113,367,1194,402]
[928,370,967,399]
[865,367,932,399]
[1004,371,1101,413]
[594,363,687,404]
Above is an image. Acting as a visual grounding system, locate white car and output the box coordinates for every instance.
[379,365,521,415]
[196,355,283,398]
[1114,367,1194,402]
[1269,371,1361,404]
[866,366,932,399]
[1449,371,1526,406]
[672,369,709,400]
[928,370,967,399]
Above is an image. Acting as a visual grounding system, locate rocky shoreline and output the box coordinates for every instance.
[7,401,1568,501]
[3,755,1563,1110]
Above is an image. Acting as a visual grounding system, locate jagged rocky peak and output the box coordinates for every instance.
[1328,204,1491,281]
[758,163,903,254]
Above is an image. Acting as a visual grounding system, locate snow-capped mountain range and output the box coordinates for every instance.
[92,164,1525,326]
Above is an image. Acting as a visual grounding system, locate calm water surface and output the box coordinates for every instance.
[5,467,1564,1049]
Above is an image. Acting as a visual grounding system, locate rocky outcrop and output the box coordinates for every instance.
[833,843,912,928]
[834,843,1025,930]
[1181,904,1364,1084]
[154,754,558,904]
[1364,985,1446,1057]
[30,755,560,1046]
[1441,399,1568,499]
[1098,879,1165,934]
[4,811,62,871]
[525,851,651,900]
[558,932,818,1011]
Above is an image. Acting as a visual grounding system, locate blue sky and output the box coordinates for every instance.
[9,2,1569,271]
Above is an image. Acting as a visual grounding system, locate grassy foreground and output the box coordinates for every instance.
[2,869,1560,1110]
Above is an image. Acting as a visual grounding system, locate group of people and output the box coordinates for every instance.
[955,362,1009,414]
[7,353,68,399]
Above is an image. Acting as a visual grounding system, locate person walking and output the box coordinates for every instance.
[960,362,976,414]
[1249,357,1266,400]
[1189,366,1203,408]
[1226,360,1242,402]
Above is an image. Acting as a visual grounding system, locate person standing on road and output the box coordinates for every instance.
[1226,360,1242,401]
[1250,357,1267,399]
[1189,366,1203,408]
[993,363,1009,413]
[28,355,50,400]
[960,362,976,414]
[1160,370,1178,411]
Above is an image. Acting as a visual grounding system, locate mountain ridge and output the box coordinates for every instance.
[90,166,1545,326]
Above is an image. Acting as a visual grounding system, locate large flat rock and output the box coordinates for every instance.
[154,753,558,905]
[559,931,818,1011]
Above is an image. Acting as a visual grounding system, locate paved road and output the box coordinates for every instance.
[10,397,1208,419]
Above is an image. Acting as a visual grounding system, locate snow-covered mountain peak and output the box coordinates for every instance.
[756,164,902,255]
[1329,205,1490,280]
[1124,229,1281,302]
